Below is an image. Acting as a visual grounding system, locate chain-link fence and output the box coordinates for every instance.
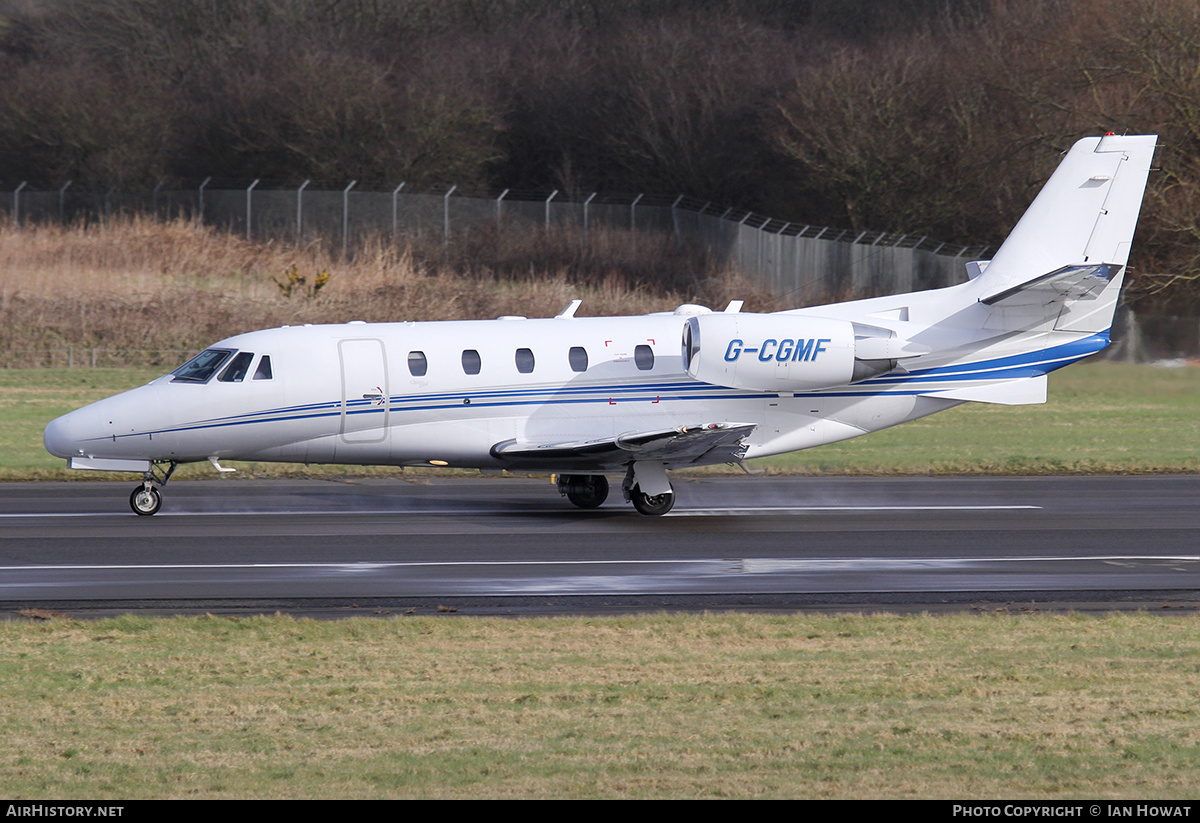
[5,182,991,301]
[8,183,1197,366]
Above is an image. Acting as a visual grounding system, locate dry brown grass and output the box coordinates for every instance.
[0,217,776,365]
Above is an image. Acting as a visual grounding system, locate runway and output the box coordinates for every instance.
[1,475,1198,615]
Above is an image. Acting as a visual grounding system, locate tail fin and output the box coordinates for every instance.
[973,134,1157,332]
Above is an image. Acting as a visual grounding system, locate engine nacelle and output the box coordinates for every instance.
[682,313,859,392]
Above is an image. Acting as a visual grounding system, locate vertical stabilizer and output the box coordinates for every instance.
[974,135,1156,308]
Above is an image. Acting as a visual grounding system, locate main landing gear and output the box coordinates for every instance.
[629,486,675,516]
[557,474,609,509]
[556,469,676,516]
[130,461,178,516]
[623,462,675,516]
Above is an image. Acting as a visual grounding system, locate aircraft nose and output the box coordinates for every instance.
[43,411,84,459]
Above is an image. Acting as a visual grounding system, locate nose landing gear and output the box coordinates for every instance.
[130,461,177,516]
[130,485,162,516]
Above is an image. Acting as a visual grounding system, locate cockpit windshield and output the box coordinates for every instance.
[172,348,234,383]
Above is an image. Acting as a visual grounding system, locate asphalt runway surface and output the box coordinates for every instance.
[1,474,1198,616]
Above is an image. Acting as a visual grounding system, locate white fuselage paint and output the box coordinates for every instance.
[43,291,1091,474]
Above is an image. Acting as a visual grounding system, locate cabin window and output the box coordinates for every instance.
[253,355,273,380]
[408,351,428,377]
[218,351,255,382]
[172,348,234,383]
[515,348,535,374]
[569,346,588,373]
[462,349,481,375]
[634,344,654,371]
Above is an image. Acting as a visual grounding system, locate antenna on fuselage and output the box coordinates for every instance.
[556,299,582,319]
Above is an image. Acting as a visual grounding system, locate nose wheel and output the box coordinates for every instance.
[130,485,162,516]
[128,460,177,516]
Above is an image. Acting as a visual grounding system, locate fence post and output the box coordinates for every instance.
[392,182,406,240]
[495,188,508,223]
[13,182,25,229]
[443,185,457,245]
[737,212,752,274]
[58,180,72,223]
[296,180,309,246]
[342,180,357,257]
[545,190,558,231]
[756,217,763,273]
[245,179,259,240]
[152,179,165,217]
[671,195,683,244]
[630,193,643,257]
[583,192,596,244]
[198,176,211,222]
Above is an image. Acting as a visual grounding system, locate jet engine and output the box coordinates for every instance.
[682,313,907,392]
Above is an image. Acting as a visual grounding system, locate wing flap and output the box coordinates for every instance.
[491,422,757,469]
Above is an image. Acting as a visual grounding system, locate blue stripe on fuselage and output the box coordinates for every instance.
[101,331,1108,443]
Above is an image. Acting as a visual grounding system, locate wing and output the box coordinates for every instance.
[490,422,757,471]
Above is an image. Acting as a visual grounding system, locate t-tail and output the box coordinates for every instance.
[813,134,1160,410]
[968,134,1157,339]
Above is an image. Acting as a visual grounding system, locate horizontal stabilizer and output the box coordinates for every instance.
[980,262,1119,307]
[491,422,756,469]
[922,375,1047,406]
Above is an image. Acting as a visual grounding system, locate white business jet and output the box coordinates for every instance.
[44,134,1157,515]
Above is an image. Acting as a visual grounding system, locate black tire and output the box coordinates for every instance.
[631,486,674,516]
[130,486,162,516]
[563,474,609,509]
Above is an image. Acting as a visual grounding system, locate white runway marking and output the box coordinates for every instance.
[670,505,1042,516]
[2,555,1196,574]
[0,504,1043,519]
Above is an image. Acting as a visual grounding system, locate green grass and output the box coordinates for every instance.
[2,611,1199,799]
[4,360,1197,480]
[0,367,164,478]
[759,359,1200,475]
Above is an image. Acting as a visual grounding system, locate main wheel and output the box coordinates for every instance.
[561,474,609,509]
[130,485,162,516]
[631,485,674,516]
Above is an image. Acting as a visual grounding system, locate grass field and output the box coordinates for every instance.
[3,612,1199,800]
[4,359,1197,480]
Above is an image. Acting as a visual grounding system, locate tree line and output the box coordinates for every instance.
[0,0,1198,309]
